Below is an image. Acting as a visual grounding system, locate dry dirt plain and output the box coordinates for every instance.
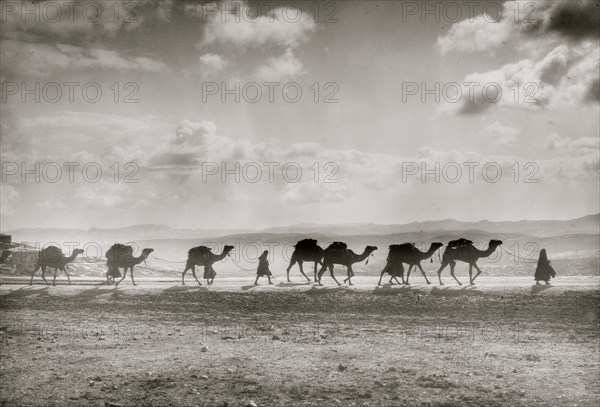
[1,276,598,406]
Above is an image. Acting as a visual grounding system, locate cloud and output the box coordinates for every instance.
[436,13,512,55]
[544,0,600,40]
[199,0,316,49]
[437,0,600,55]
[199,54,228,80]
[0,40,166,77]
[482,122,521,146]
[545,133,600,152]
[0,0,143,43]
[254,49,305,81]
[441,43,599,115]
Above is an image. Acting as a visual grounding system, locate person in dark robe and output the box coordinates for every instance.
[106,261,122,284]
[255,250,273,285]
[535,248,556,285]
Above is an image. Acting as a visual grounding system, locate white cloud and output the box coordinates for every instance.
[1,40,166,77]
[437,1,600,56]
[199,0,316,49]
[482,122,521,146]
[545,134,600,152]
[254,49,305,81]
[440,43,599,115]
[436,13,512,55]
[199,53,228,80]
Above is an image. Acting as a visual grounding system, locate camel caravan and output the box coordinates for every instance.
[27,238,510,287]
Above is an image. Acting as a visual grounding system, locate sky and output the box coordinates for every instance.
[0,0,599,230]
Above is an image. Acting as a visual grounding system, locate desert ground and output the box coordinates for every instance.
[1,276,598,407]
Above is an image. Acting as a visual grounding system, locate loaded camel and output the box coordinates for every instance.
[105,243,154,286]
[378,242,443,286]
[182,245,234,285]
[317,242,377,286]
[437,239,503,285]
[286,239,324,282]
[29,246,84,286]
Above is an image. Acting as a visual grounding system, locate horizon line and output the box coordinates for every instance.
[3,212,599,233]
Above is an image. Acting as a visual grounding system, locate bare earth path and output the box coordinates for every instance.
[1,276,598,406]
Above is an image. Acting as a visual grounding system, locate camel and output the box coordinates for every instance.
[29,246,84,286]
[378,242,443,286]
[317,242,377,286]
[105,244,154,287]
[286,239,324,282]
[437,239,503,285]
[181,245,234,285]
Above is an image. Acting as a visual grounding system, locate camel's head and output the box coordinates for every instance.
[223,245,235,254]
[366,245,378,253]
[490,239,503,247]
[431,242,444,251]
[73,249,85,256]
[142,248,154,256]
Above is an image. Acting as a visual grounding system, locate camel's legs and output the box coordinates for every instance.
[30,265,41,286]
[116,268,127,286]
[468,264,473,285]
[328,265,341,286]
[297,261,311,282]
[40,266,48,285]
[130,267,136,286]
[313,261,320,282]
[182,264,189,285]
[345,265,354,285]
[471,262,483,284]
[378,268,386,286]
[317,265,326,285]
[449,262,462,286]
[405,264,413,284]
[63,267,71,285]
[190,265,202,286]
[286,259,296,282]
[52,267,58,286]
[416,263,431,285]
[437,262,448,285]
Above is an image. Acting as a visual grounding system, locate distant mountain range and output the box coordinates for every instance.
[5,214,599,243]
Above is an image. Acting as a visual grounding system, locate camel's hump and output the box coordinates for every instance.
[106,243,134,258]
[389,243,415,251]
[326,242,348,251]
[447,238,473,247]
[188,246,213,256]
[39,246,64,261]
[295,239,319,249]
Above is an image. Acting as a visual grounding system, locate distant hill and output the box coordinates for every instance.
[263,214,600,237]
[5,214,599,244]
